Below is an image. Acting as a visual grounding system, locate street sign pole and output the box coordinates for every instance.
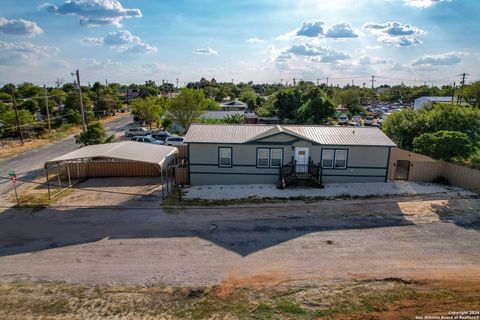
[13,179,19,205]
[8,169,19,205]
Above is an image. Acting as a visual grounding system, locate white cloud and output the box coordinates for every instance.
[193,47,218,55]
[104,29,140,45]
[82,30,156,53]
[125,43,157,54]
[402,0,449,8]
[82,58,120,69]
[364,21,423,47]
[296,20,324,37]
[270,44,351,70]
[324,22,359,38]
[357,55,393,65]
[43,0,142,27]
[81,37,103,45]
[412,51,464,66]
[277,20,360,40]
[0,18,43,36]
[0,40,57,65]
[246,37,265,44]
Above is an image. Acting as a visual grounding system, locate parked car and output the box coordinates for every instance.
[125,127,151,137]
[164,136,185,146]
[338,114,348,125]
[150,131,171,141]
[364,115,374,126]
[351,115,362,125]
[130,136,163,145]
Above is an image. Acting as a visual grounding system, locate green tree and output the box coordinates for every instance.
[383,104,480,150]
[413,131,473,161]
[63,91,92,124]
[239,86,257,110]
[297,86,335,124]
[224,114,245,124]
[167,88,208,130]
[334,89,362,114]
[75,122,114,146]
[131,96,165,129]
[16,82,43,98]
[464,81,480,108]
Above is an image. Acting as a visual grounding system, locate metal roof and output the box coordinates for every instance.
[45,141,178,168]
[184,124,396,147]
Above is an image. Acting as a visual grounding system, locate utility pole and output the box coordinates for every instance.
[451,82,456,105]
[326,77,329,86]
[370,75,375,90]
[11,86,24,145]
[75,69,87,133]
[43,85,51,133]
[176,78,179,90]
[293,78,296,86]
[316,78,319,86]
[458,72,469,105]
[351,79,354,87]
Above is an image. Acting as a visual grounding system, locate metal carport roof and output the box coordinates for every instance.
[45,141,178,168]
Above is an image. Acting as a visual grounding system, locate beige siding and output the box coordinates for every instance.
[189,142,390,185]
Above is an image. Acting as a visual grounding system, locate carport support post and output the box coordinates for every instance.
[45,168,51,200]
[56,164,62,191]
[161,169,165,200]
[66,162,72,187]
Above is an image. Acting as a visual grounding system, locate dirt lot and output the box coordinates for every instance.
[1,193,479,286]
[1,191,480,318]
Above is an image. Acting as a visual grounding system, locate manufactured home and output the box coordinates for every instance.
[183,124,396,186]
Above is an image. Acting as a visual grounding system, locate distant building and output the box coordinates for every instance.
[414,96,455,110]
[220,100,248,111]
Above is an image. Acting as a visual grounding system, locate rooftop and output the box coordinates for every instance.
[45,141,178,168]
[184,124,396,147]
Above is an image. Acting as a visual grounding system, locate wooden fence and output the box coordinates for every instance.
[61,161,161,178]
[177,145,188,159]
[389,147,480,191]
[175,166,189,185]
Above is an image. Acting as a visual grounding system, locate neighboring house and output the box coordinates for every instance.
[220,100,248,111]
[413,96,454,110]
[184,124,396,185]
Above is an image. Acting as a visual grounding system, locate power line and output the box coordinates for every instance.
[458,72,469,105]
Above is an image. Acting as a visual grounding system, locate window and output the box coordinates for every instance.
[270,149,283,167]
[334,150,347,169]
[322,150,334,168]
[219,147,232,167]
[257,148,270,167]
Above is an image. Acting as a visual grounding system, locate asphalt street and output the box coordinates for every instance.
[0,114,133,197]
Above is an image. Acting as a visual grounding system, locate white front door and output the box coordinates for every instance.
[294,147,309,173]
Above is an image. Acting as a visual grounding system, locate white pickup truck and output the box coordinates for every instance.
[125,127,151,137]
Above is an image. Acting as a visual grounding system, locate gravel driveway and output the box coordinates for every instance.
[0,193,479,286]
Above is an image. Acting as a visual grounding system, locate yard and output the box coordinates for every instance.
[0,179,479,318]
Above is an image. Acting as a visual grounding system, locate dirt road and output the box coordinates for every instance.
[0,195,479,286]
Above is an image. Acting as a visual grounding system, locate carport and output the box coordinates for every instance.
[44,141,178,199]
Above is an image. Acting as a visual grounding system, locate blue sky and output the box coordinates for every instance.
[0,0,479,86]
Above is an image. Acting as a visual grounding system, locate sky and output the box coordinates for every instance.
[0,0,479,87]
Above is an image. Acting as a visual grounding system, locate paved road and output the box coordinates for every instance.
[0,114,133,197]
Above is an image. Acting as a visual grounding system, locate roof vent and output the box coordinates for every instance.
[352,130,355,135]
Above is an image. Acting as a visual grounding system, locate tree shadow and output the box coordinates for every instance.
[430,200,480,231]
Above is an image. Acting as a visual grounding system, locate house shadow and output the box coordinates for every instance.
[0,198,417,258]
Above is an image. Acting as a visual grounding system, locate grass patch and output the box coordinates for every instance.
[10,187,75,208]
[1,281,479,319]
